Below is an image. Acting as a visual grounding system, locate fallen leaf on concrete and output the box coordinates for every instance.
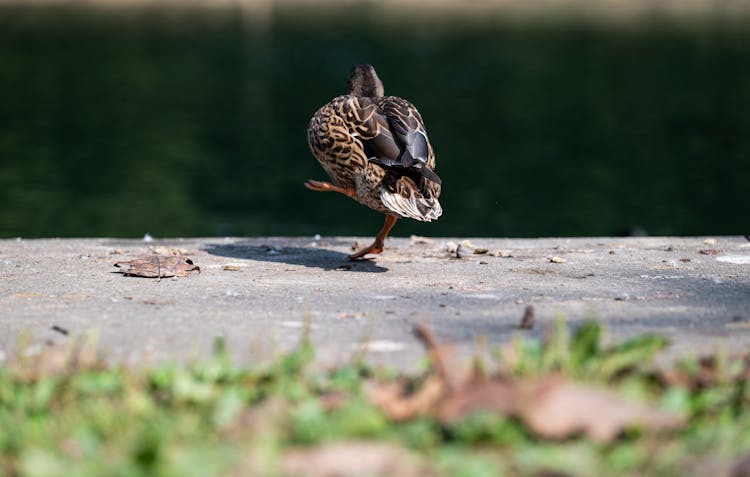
[114,255,200,278]
[519,305,535,329]
[222,264,242,271]
[549,256,567,263]
[282,442,439,477]
[148,246,190,256]
[473,248,489,254]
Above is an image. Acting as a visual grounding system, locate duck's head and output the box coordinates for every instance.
[348,64,384,98]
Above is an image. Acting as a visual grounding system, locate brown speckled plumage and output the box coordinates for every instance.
[306,64,442,259]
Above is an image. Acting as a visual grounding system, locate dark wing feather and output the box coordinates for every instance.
[352,96,440,185]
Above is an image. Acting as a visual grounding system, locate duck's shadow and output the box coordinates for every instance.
[203,242,388,273]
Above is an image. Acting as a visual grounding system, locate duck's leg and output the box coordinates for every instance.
[349,215,398,260]
[304,180,356,199]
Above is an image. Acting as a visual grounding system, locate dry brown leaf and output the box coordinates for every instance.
[517,376,685,443]
[148,246,188,256]
[114,255,200,278]
[282,442,438,477]
[438,378,518,422]
[436,375,683,442]
[366,376,444,421]
[369,324,686,443]
[413,323,463,391]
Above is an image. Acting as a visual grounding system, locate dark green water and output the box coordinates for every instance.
[1,5,748,238]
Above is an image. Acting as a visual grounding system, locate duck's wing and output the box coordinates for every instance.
[341,96,442,222]
[351,96,440,185]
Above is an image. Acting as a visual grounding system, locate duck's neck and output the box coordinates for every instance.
[348,66,384,97]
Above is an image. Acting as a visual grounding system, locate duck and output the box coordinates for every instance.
[306,64,442,260]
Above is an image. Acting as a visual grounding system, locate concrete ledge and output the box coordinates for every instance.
[1,236,749,370]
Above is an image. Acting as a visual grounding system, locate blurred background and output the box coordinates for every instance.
[1,0,748,239]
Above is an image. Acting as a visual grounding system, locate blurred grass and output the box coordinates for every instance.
[2,321,749,477]
[0,3,748,238]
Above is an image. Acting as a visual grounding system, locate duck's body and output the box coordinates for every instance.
[306,64,442,259]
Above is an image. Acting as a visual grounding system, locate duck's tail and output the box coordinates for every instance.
[380,172,442,222]
[381,191,442,222]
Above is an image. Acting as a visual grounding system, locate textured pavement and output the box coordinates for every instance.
[1,236,749,370]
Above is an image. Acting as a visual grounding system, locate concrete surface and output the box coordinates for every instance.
[1,236,749,370]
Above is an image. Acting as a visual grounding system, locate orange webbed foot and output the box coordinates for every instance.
[348,242,384,261]
[347,215,399,261]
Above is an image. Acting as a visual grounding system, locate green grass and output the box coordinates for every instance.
[1,321,749,477]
